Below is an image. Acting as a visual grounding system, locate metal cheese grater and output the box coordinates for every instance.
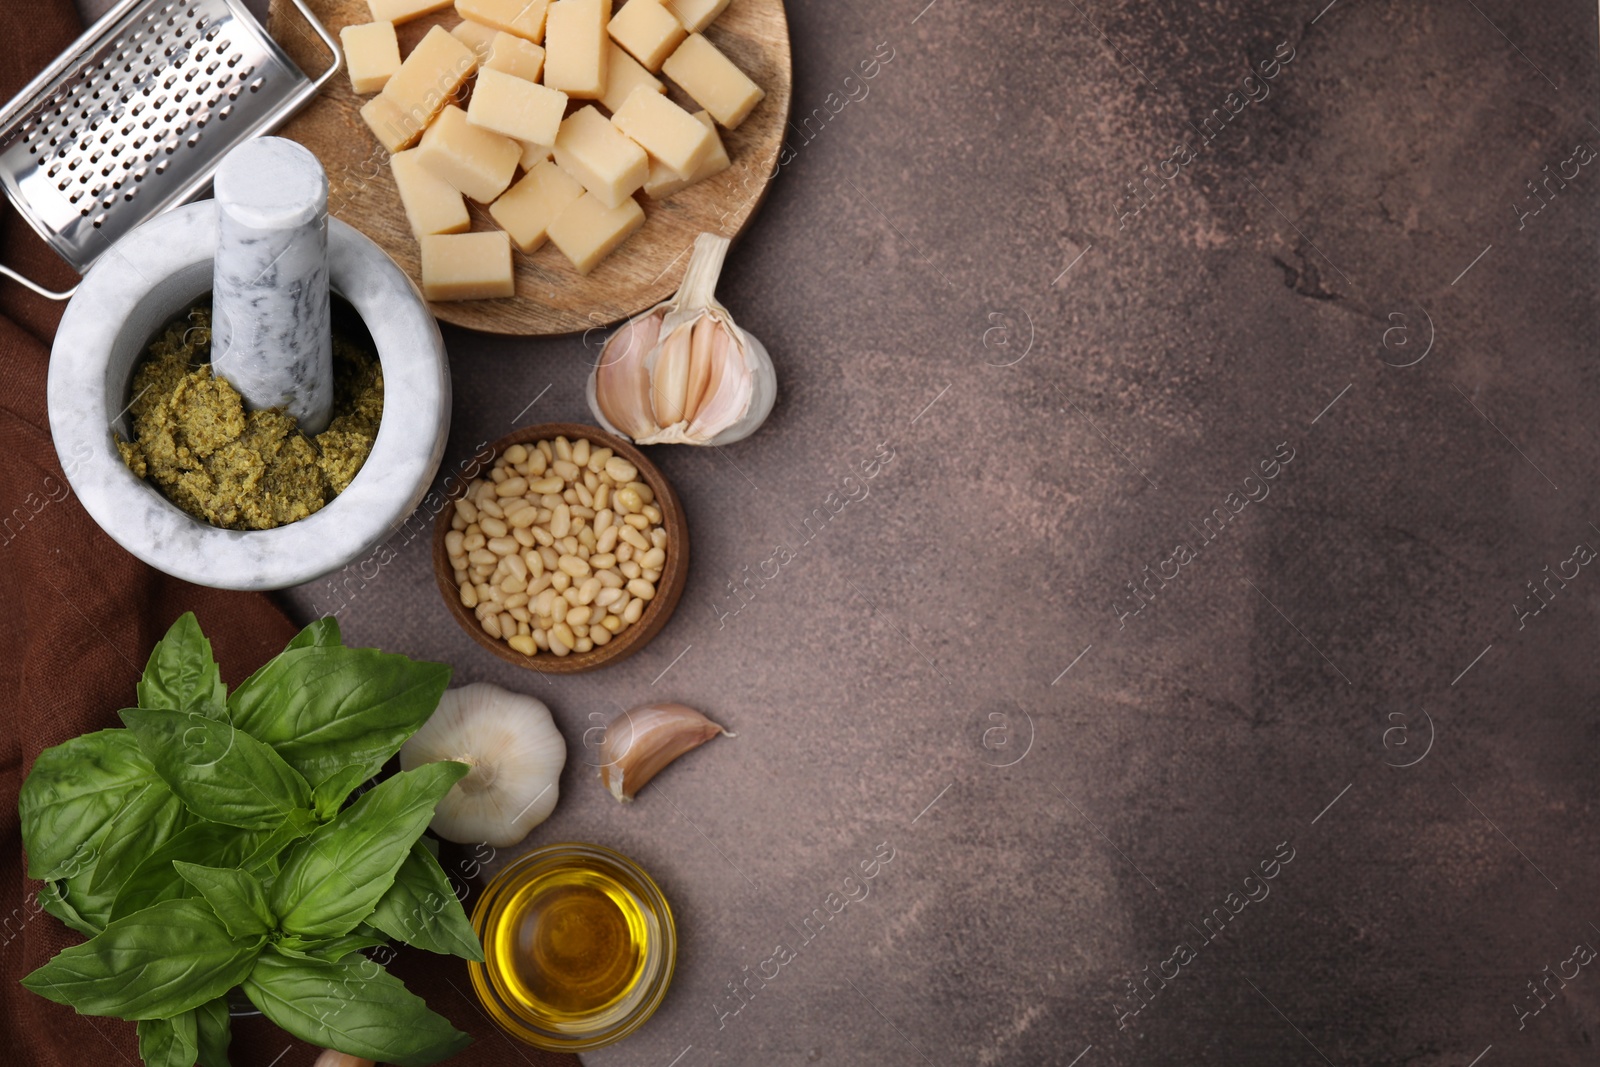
[0,0,339,299]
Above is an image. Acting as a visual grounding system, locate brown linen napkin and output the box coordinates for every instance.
[0,3,574,1064]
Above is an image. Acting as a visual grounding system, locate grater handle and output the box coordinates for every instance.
[0,263,77,302]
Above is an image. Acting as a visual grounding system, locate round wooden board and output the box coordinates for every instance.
[271,0,792,336]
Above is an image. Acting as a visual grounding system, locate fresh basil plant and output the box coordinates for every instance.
[19,614,482,1067]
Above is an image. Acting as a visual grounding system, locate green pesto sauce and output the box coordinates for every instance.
[115,305,384,531]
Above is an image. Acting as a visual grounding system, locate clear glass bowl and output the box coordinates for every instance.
[469,842,676,1051]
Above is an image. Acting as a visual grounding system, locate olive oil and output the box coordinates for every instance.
[490,864,650,1025]
[471,842,675,1050]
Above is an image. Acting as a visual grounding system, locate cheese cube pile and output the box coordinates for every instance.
[350,0,764,300]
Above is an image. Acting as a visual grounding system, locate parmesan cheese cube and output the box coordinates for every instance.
[456,0,550,41]
[544,0,611,98]
[598,41,664,113]
[380,25,478,134]
[485,32,546,81]
[607,0,685,72]
[644,110,728,198]
[665,0,729,33]
[450,19,499,60]
[490,159,585,252]
[553,105,649,208]
[360,93,424,152]
[422,231,516,300]
[392,149,471,238]
[662,33,763,129]
[340,22,402,94]
[417,105,522,202]
[518,139,553,170]
[368,0,453,23]
[469,69,567,146]
[611,87,714,176]
[547,192,645,274]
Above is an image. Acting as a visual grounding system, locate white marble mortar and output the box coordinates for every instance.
[47,201,451,591]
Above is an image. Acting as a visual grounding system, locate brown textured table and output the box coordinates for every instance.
[205,0,1599,1063]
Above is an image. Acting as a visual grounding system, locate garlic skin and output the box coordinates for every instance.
[313,1052,375,1067]
[399,683,566,846]
[597,702,730,802]
[587,233,776,446]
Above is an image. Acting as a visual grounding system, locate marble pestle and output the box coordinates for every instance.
[210,137,334,434]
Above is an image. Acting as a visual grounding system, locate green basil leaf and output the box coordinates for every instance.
[272,931,390,963]
[228,646,451,786]
[174,862,274,939]
[22,899,263,1020]
[139,612,226,719]
[367,841,483,962]
[39,882,99,939]
[311,765,371,821]
[271,762,469,938]
[20,729,158,879]
[241,809,319,874]
[138,1010,198,1067]
[242,950,471,1067]
[194,996,232,1067]
[287,617,342,650]
[111,822,269,922]
[121,709,312,830]
[88,784,188,894]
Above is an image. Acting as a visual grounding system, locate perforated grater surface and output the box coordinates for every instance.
[0,0,338,299]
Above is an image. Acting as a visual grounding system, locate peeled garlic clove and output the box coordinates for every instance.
[399,683,567,847]
[597,702,729,802]
[591,311,663,440]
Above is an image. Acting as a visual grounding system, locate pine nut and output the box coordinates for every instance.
[455,436,668,659]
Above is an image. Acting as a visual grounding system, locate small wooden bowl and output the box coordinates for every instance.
[432,423,689,674]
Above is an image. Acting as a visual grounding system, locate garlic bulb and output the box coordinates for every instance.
[597,702,730,802]
[587,233,776,446]
[399,683,566,846]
